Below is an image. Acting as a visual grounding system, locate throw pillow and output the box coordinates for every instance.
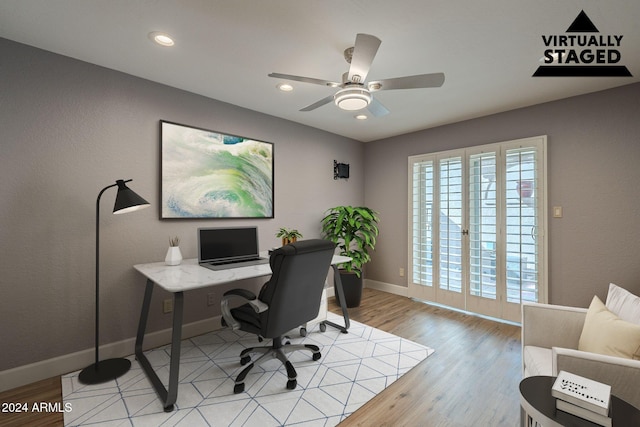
[578,295,640,360]
[605,283,640,325]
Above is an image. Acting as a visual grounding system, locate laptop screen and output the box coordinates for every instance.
[198,227,260,264]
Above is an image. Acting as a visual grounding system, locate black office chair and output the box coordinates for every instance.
[220,239,336,393]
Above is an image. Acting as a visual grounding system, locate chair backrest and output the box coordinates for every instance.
[258,239,336,338]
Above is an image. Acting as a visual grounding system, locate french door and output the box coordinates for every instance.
[408,136,547,322]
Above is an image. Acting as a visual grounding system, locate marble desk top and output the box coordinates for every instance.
[134,252,351,292]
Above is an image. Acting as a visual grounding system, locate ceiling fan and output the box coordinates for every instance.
[268,33,445,117]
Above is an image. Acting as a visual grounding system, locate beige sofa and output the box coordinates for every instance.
[521,286,640,410]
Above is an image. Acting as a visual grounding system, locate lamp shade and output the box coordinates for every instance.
[113,180,150,214]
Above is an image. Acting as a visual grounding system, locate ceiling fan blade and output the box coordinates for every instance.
[370,73,445,91]
[347,33,381,83]
[300,95,334,112]
[367,97,390,117]
[268,72,340,87]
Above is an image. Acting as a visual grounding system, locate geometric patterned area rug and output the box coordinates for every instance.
[62,313,434,426]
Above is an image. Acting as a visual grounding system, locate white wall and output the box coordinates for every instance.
[0,38,363,373]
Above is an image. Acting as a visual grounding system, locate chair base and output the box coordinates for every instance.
[233,337,321,394]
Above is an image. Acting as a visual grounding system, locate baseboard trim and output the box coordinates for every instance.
[0,316,223,393]
[364,279,409,297]
[325,280,409,299]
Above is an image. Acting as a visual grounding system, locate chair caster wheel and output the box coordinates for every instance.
[319,322,326,332]
[240,355,251,366]
[286,379,297,390]
[234,383,245,394]
[312,352,321,361]
[300,327,307,337]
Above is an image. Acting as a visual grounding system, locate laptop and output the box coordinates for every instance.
[198,226,269,271]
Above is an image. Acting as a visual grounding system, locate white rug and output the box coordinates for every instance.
[62,313,434,426]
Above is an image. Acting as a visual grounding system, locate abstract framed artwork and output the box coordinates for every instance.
[160,121,274,219]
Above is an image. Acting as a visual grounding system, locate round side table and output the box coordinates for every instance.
[520,376,640,427]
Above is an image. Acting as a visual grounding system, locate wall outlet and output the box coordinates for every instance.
[399,267,405,277]
[163,298,173,314]
[207,292,216,306]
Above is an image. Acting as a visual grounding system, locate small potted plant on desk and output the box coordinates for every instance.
[321,206,379,307]
[276,227,303,246]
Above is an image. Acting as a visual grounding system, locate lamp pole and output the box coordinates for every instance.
[79,179,149,384]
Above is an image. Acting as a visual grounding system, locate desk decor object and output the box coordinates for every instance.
[160,120,274,219]
[164,236,182,266]
[79,179,150,385]
[275,227,302,246]
[552,371,611,426]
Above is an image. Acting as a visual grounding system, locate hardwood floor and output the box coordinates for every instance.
[329,289,523,427]
[0,288,522,427]
[0,376,63,427]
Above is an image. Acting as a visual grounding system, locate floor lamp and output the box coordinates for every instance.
[79,179,150,384]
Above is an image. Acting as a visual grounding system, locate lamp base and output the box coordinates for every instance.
[78,358,131,385]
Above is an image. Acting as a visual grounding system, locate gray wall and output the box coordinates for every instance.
[364,82,640,307]
[0,38,363,371]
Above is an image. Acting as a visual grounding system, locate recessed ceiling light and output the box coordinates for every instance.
[277,83,293,92]
[355,114,368,120]
[149,32,175,47]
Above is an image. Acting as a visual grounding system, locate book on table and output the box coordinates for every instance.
[551,371,611,416]
[556,399,612,427]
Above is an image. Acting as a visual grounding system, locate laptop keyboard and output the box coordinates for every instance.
[201,257,269,271]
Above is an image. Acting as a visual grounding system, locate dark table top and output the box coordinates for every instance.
[520,376,640,427]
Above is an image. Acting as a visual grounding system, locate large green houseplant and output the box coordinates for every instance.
[321,206,379,307]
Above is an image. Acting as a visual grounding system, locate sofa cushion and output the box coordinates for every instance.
[579,296,640,360]
[523,345,553,376]
[606,283,640,325]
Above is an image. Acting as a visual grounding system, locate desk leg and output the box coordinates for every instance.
[135,279,184,412]
[324,265,350,333]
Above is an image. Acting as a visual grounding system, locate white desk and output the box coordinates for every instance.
[133,253,351,411]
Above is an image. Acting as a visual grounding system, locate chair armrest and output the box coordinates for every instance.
[522,302,587,350]
[224,288,257,300]
[553,347,640,410]
[221,289,269,331]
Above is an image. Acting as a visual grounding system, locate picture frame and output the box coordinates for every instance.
[160,120,274,219]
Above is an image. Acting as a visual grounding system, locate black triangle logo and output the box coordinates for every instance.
[566,10,599,32]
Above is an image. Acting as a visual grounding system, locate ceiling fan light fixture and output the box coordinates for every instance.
[334,87,371,111]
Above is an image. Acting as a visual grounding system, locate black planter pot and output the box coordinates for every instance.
[335,270,363,308]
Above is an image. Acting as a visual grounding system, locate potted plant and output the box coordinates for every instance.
[275,227,303,246]
[321,206,379,307]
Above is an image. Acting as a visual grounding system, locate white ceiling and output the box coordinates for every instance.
[1,0,638,142]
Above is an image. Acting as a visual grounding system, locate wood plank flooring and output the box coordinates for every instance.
[0,288,522,427]
[0,376,63,427]
[329,289,523,427]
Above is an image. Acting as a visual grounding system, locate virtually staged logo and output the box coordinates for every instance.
[533,10,632,77]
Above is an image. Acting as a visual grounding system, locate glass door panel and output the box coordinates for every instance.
[469,152,497,300]
[505,148,539,304]
[411,160,434,288]
[439,157,463,294]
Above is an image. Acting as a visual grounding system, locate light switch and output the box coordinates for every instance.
[553,206,563,218]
